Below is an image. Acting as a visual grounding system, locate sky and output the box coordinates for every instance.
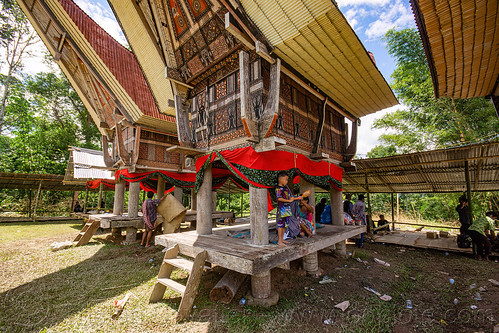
[15,0,417,156]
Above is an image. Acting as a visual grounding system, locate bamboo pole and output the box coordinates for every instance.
[391,192,395,231]
[365,173,372,234]
[396,193,400,222]
[98,183,103,211]
[33,181,42,222]
[465,160,473,223]
[83,187,89,213]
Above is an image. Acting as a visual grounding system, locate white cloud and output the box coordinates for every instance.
[365,0,415,40]
[336,0,390,8]
[356,104,406,156]
[344,8,369,29]
[73,0,127,46]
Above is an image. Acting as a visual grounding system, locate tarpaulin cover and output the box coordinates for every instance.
[87,147,343,211]
[195,146,343,191]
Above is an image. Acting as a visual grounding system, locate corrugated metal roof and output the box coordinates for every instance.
[239,0,398,118]
[411,0,499,98]
[0,172,87,191]
[343,141,499,193]
[56,0,176,123]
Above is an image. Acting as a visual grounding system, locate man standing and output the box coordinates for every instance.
[141,191,165,248]
[352,194,366,248]
[456,195,471,234]
[315,197,327,224]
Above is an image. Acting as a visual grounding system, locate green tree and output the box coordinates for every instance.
[0,72,100,174]
[372,28,499,154]
[0,1,38,134]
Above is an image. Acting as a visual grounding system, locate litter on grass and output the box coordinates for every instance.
[334,300,350,312]
[374,258,390,267]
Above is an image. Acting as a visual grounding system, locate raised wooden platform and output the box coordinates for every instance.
[0,216,82,223]
[373,231,498,255]
[154,224,365,275]
[86,211,235,230]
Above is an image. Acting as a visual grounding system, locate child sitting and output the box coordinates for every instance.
[298,196,314,237]
[275,171,302,246]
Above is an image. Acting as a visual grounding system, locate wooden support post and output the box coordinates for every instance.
[247,270,278,307]
[98,184,103,211]
[33,181,42,222]
[330,187,347,257]
[299,178,316,234]
[125,226,137,244]
[174,186,183,205]
[190,188,197,210]
[210,270,247,304]
[240,193,243,217]
[212,191,217,212]
[28,190,32,218]
[157,176,166,197]
[113,179,126,216]
[250,185,269,245]
[104,190,107,209]
[303,252,319,276]
[365,173,373,234]
[396,193,400,222]
[83,187,89,213]
[71,190,78,213]
[465,160,473,223]
[128,181,141,218]
[391,192,395,231]
[196,164,212,235]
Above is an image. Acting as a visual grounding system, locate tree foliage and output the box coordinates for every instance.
[0,72,100,174]
[372,28,499,155]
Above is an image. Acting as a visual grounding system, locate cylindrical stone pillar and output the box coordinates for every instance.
[128,181,141,218]
[303,252,319,273]
[113,179,126,215]
[196,164,212,235]
[330,187,347,257]
[157,177,166,198]
[250,185,269,245]
[251,271,271,299]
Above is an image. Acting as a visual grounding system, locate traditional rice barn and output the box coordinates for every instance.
[16,0,397,310]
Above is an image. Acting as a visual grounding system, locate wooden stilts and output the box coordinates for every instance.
[196,164,212,235]
[113,179,125,216]
[28,190,32,218]
[157,177,166,198]
[330,186,346,257]
[391,192,395,231]
[98,184,103,211]
[128,181,140,218]
[249,185,268,245]
[365,173,373,234]
[83,187,89,213]
[465,160,473,223]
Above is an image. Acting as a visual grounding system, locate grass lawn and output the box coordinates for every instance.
[0,221,497,333]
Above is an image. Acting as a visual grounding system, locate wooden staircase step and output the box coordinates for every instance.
[164,257,194,272]
[157,278,186,295]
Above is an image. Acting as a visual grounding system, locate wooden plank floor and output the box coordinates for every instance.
[374,231,498,255]
[154,224,365,275]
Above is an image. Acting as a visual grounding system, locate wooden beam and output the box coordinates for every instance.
[225,12,255,50]
[54,32,66,61]
[409,155,436,192]
[358,160,396,193]
[255,41,274,64]
[342,173,367,192]
[465,160,473,223]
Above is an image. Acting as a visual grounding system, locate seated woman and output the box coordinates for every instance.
[298,196,315,238]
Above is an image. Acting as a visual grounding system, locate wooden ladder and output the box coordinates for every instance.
[73,218,100,246]
[149,244,207,321]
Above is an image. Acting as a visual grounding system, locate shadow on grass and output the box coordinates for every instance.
[0,243,163,332]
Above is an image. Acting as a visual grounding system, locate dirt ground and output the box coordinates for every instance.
[0,221,498,333]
